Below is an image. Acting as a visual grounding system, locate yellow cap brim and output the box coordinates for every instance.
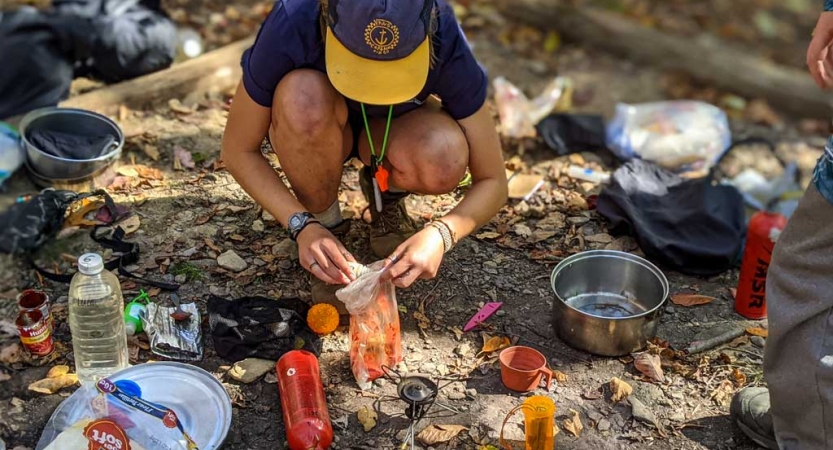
[326,27,429,105]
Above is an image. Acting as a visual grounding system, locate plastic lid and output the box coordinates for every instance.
[78,253,104,275]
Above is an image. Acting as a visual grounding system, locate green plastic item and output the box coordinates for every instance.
[124,290,150,335]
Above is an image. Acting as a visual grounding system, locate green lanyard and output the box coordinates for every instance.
[360,104,394,189]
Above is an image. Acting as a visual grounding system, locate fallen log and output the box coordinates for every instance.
[61,36,254,115]
[493,0,833,118]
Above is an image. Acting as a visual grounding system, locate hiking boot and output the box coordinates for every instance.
[309,219,351,316]
[359,167,416,258]
[731,387,778,450]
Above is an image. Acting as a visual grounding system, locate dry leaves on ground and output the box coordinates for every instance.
[582,388,603,400]
[173,146,196,170]
[553,370,568,383]
[135,165,164,180]
[746,327,768,338]
[610,377,633,402]
[476,231,501,240]
[480,335,511,354]
[357,405,377,432]
[0,343,22,365]
[29,373,79,394]
[46,365,70,378]
[563,409,583,437]
[731,368,747,387]
[143,145,160,161]
[417,424,467,446]
[633,351,665,382]
[671,294,716,307]
[710,379,735,406]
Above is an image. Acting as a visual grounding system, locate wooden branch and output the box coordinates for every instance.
[61,37,255,115]
[493,0,833,118]
[686,327,745,355]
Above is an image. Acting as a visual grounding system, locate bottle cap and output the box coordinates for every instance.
[78,253,104,275]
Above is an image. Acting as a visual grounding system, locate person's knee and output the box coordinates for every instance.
[404,129,468,194]
[273,70,345,139]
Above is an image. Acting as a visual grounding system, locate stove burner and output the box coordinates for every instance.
[397,376,438,420]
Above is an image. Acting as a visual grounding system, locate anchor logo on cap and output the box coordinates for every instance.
[365,18,400,55]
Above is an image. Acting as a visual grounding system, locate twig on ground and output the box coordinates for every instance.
[722,348,763,361]
[686,328,745,354]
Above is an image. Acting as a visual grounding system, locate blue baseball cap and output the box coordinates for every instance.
[325,0,434,105]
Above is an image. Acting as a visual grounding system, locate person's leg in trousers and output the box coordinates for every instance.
[734,176,833,449]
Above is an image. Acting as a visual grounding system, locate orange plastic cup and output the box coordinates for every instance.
[499,346,553,392]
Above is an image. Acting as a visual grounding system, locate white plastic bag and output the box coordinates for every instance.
[36,378,198,450]
[493,76,570,138]
[336,262,402,390]
[605,101,731,173]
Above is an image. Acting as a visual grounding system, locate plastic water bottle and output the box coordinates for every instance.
[277,350,333,450]
[567,165,610,184]
[68,253,129,386]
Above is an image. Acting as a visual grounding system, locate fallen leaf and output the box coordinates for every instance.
[143,145,160,161]
[553,370,568,383]
[710,379,735,406]
[585,233,613,244]
[630,396,665,436]
[563,409,583,437]
[116,166,139,177]
[109,176,133,190]
[357,405,377,432]
[633,352,665,382]
[746,327,768,338]
[174,146,196,170]
[417,424,467,446]
[670,294,715,307]
[481,336,511,354]
[195,213,215,225]
[226,205,252,213]
[476,231,501,240]
[128,334,150,350]
[29,374,79,394]
[718,353,733,364]
[46,365,70,378]
[413,311,431,333]
[117,215,141,234]
[529,229,557,243]
[610,377,633,402]
[148,287,162,297]
[169,98,196,114]
[731,368,747,387]
[582,388,603,400]
[728,287,737,300]
[449,327,463,340]
[229,234,246,242]
[128,342,140,363]
[135,165,164,180]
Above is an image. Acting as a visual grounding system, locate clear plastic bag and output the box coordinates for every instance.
[336,262,402,390]
[605,101,732,173]
[36,378,198,450]
[493,76,570,138]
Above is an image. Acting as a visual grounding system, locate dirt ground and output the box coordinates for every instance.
[1,2,830,450]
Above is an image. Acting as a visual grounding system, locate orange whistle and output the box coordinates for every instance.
[375,166,390,192]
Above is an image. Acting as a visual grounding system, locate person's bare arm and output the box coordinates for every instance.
[221,81,354,284]
[382,104,507,287]
[808,12,833,89]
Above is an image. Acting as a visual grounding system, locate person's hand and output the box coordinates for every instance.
[297,224,356,285]
[381,227,445,288]
[808,12,833,89]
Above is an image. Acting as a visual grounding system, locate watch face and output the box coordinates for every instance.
[289,215,302,229]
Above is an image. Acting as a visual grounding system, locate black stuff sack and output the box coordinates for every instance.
[208,295,321,363]
[596,159,745,276]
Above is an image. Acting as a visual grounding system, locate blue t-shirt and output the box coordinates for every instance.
[241,0,488,120]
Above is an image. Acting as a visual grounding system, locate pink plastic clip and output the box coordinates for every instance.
[463,302,503,332]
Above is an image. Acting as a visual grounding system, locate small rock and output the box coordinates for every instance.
[209,285,227,296]
[448,390,466,400]
[597,418,611,432]
[751,336,766,348]
[179,247,198,257]
[262,210,276,222]
[420,362,437,373]
[330,376,342,385]
[218,250,248,272]
[252,220,265,232]
[567,216,590,225]
[465,388,478,398]
[515,201,530,216]
[174,274,187,284]
[228,358,275,383]
[496,310,506,317]
[253,258,267,267]
[586,409,603,423]
[665,306,675,314]
[264,372,278,384]
[373,378,387,387]
[669,411,685,422]
[272,239,299,261]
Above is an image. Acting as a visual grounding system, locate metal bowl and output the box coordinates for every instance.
[19,107,122,180]
[551,250,669,356]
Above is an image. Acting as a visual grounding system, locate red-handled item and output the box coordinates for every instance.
[735,211,787,319]
[277,350,333,450]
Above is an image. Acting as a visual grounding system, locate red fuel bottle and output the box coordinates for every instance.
[735,211,787,319]
[277,350,333,450]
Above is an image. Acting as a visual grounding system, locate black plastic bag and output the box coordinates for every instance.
[597,160,745,276]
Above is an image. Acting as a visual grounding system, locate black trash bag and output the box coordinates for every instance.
[208,295,321,363]
[536,113,607,156]
[596,159,745,276]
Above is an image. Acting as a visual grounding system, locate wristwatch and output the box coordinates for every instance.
[288,212,319,241]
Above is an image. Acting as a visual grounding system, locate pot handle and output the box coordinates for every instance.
[539,366,553,390]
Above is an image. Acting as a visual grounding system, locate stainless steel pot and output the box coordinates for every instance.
[19,107,122,180]
[551,250,669,356]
